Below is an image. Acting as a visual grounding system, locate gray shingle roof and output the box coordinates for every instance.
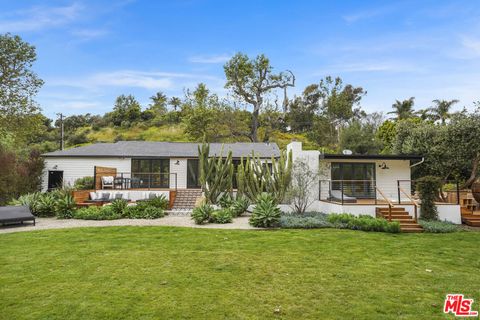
[42,141,281,158]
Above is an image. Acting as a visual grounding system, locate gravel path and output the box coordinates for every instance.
[0,216,256,234]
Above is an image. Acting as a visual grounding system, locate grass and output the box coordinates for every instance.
[1,227,479,319]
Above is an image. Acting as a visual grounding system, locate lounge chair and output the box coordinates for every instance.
[101,176,114,189]
[329,190,357,203]
[0,206,35,226]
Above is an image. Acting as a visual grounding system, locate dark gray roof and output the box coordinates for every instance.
[320,153,423,161]
[42,141,281,158]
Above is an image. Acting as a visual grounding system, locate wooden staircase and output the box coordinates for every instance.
[461,213,480,227]
[172,189,202,210]
[376,207,423,233]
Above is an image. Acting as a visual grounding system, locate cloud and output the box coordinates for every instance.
[459,35,480,57]
[0,3,83,32]
[189,54,231,64]
[314,60,422,75]
[49,70,222,91]
[342,6,396,24]
[71,28,109,40]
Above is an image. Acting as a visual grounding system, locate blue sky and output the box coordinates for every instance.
[1,0,480,119]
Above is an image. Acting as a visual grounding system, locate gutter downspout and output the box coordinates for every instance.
[410,157,425,168]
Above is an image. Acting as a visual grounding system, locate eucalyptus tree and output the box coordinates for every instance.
[224,53,295,142]
[0,33,44,143]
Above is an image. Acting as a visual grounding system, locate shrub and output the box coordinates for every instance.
[10,192,41,214]
[230,196,249,217]
[55,194,76,219]
[73,176,94,190]
[416,176,442,220]
[74,206,121,220]
[110,199,128,216]
[35,193,57,217]
[280,212,331,229]
[210,208,233,224]
[249,193,281,228]
[328,213,400,233]
[218,193,234,209]
[123,204,165,219]
[144,195,169,210]
[191,203,214,225]
[419,220,459,233]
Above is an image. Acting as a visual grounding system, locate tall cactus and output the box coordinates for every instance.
[198,143,234,204]
[236,150,292,203]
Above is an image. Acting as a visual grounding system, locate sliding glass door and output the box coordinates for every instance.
[187,159,201,189]
[131,159,170,188]
[331,163,375,198]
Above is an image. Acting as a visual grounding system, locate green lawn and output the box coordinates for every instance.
[1,227,479,319]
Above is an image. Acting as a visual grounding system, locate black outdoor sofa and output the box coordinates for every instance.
[0,206,35,226]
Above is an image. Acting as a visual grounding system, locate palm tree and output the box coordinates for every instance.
[429,99,459,124]
[415,108,432,121]
[169,97,182,111]
[388,97,415,120]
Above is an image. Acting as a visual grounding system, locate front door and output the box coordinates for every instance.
[48,170,63,190]
[187,159,201,189]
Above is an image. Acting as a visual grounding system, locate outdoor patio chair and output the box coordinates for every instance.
[329,190,357,203]
[101,176,114,189]
[0,206,35,226]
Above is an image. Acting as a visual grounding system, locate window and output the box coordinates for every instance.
[131,159,170,188]
[331,162,375,198]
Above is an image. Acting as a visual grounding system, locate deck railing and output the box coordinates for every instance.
[99,172,177,191]
[319,179,460,207]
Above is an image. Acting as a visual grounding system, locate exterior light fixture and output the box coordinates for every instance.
[174,160,180,165]
[379,162,389,170]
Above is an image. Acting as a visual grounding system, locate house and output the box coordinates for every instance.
[41,141,280,204]
[41,140,461,224]
[287,141,461,224]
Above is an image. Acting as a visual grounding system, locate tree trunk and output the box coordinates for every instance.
[462,153,480,189]
[251,108,259,142]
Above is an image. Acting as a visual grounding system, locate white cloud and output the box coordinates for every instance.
[48,70,223,91]
[189,54,231,64]
[459,35,480,57]
[71,28,109,40]
[342,6,396,24]
[0,3,83,32]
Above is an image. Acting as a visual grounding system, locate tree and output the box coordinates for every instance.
[297,77,365,148]
[0,33,44,143]
[107,94,142,126]
[148,92,168,115]
[224,53,295,142]
[169,96,181,111]
[429,99,459,124]
[183,83,250,141]
[339,119,382,154]
[388,97,415,120]
[286,159,319,214]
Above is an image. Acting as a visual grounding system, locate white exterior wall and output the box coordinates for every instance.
[42,157,131,191]
[170,158,188,189]
[287,141,320,202]
[318,158,411,202]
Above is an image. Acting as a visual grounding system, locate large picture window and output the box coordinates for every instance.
[131,159,170,188]
[331,162,375,198]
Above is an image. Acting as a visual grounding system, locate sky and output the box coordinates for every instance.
[1,0,480,119]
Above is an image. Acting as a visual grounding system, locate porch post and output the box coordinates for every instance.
[397,180,401,205]
[341,180,344,205]
[456,181,460,205]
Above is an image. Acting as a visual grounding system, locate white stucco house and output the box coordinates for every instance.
[41,140,461,223]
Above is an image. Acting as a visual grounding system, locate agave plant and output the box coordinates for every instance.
[249,193,281,228]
